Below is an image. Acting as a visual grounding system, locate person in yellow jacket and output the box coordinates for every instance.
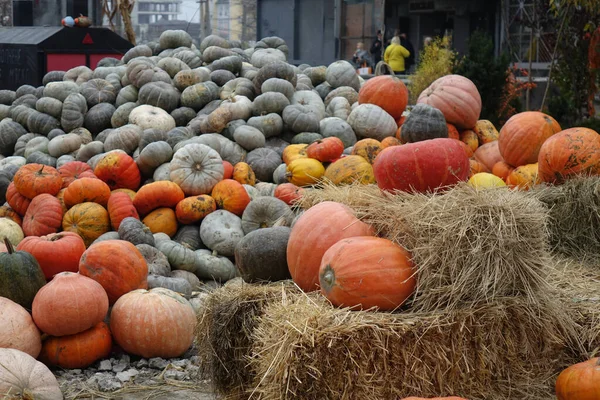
[384,36,411,74]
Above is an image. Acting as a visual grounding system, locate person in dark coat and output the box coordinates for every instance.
[400,33,416,73]
[370,30,383,66]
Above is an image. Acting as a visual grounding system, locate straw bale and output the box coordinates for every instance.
[533,176,600,259]
[249,292,575,400]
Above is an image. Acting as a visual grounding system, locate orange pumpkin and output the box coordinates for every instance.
[62,202,110,247]
[469,159,489,176]
[79,239,148,304]
[351,139,383,164]
[555,358,600,400]
[358,75,409,120]
[56,188,68,214]
[133,181,185,217]
[455,139,474,158]
[0,205,22,226]
[324,155,375,185]
[110,288,196,358]
[222,161,234,179]
[175,195,217,224]
[63,177,111,208]
[13,164,62,199]
[538,127,600,184]
[491,161,514,181]
[306,137,345,162]
[381,137,402,148]
[319,236,416,310]
[460,129,479,153]
[93,152,141,191]
[446,123,460,140]
[473,141,503,172]
[39,322,112,369]
[58,161,97,188]
[274,183,304,206]
[211,179,251,216]
[282,144,308,165]
[32,272,108,336]
[142,208,178,237]
[473,119,499,145]
[396,115,406,127]
[112,188,136,201]
[17,232,86,280]
[498,112,561,167]
[22,194,63,237]
[506,163,540,190]
[395,126,403,141]
[287,201,375,292]
[232,162,256,186]
[0,297,42,358]
[6,182,30,216]
[107,192,139,231]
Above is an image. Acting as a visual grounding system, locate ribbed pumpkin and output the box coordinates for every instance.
[175,195,217,224]
[62,202,110,247]
[133,180,185,217]
[93,151,141,191]
[555,358,600,400]
[0,297,42,358]
[324,155,375,185]
[287,201,375,292]
[13,164,62,199]
[506,163,540,190]
[58,161,97,188]
[22,194,63,237]
[351,139,383,164]
[537,127,600,184]
[282,144,308,165]
[79,239,148,304]
[417,74,482,130]
[286,158,325,187]
[460,129,479,153]
[17,232,86,280]
[107,191,140,230]
[232,162,256,186]
[306,137,345,162]
[6,182,31,216]
[498,112,561,167]
[473,119,499,145]
[373,138,470,193]
[357,75,408,120]
[491,161,514,181]
[142,207,178,237]
[211,179,251,216]
[56,188,67,214]
[110,288,196,358]
[473,141,503,172]
[274,183,304,205]
[39,322,112,369]
[467,172,507,189]
[32,272,108,336]
[319,236,416,310]
[0,238,46,309]
[63,177,111,208]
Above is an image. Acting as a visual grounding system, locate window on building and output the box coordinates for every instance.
[139,14,150,24]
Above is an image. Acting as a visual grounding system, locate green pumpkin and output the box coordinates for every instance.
[0,238,46,310]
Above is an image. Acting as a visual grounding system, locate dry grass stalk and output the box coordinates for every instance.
[533,177,600,259]
[249,291,576,400]
[194,280,302,397]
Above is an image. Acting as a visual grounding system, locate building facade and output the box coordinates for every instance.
[212,0,256,44]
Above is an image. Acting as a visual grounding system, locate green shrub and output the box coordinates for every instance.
[408,35,456,104]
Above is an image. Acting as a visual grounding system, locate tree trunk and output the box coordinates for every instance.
[119,0,136,45]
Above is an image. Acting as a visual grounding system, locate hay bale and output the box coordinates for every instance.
[533,177,600,258]
[195,279,301,397]
[249,292,576,400]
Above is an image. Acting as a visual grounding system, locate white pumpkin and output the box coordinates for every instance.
[129,104,176,133]
[0,348,63,400]
[347,104,397,141]
[0,218,24,246]
[169,143,224,196]
[0,298,42,358]
[199,210,245,257]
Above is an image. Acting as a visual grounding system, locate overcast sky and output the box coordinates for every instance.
[180,0,201,23]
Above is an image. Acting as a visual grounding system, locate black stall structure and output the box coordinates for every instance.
[0,27,133,90]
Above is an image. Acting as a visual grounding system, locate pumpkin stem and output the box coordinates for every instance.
[320,264,335,292]
[212,249,218,257]
[3,237,14,254]
[38,165,45,174]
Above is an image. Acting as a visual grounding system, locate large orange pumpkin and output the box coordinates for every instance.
[319,236,416,310]
[373,138,470,193]
[417,75,482,130]
[306,137,345,162]
[555,357,600,400]
[32,272,108,336]
[506,163,540,190]
[538,127,600,184]
[6,182,30,216]
[58,161,97,188]
[175,195,217,224]
[93,152,141,191]
[17,232,86,280]
[107,191,139,231]
[287,201,375,292]
[13,164,62,199]
[142,207,178,237]
[62,202,110,247]
[358,75,409,120]
[22,194,63,237]
[498,111,561,167]
[79,239,148,304]
[63,177,111,208]
[211,179,251,216]
[133,180,185,217]
[39,322,112,369]
[110,288,196,358]
[473,141,503,172]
